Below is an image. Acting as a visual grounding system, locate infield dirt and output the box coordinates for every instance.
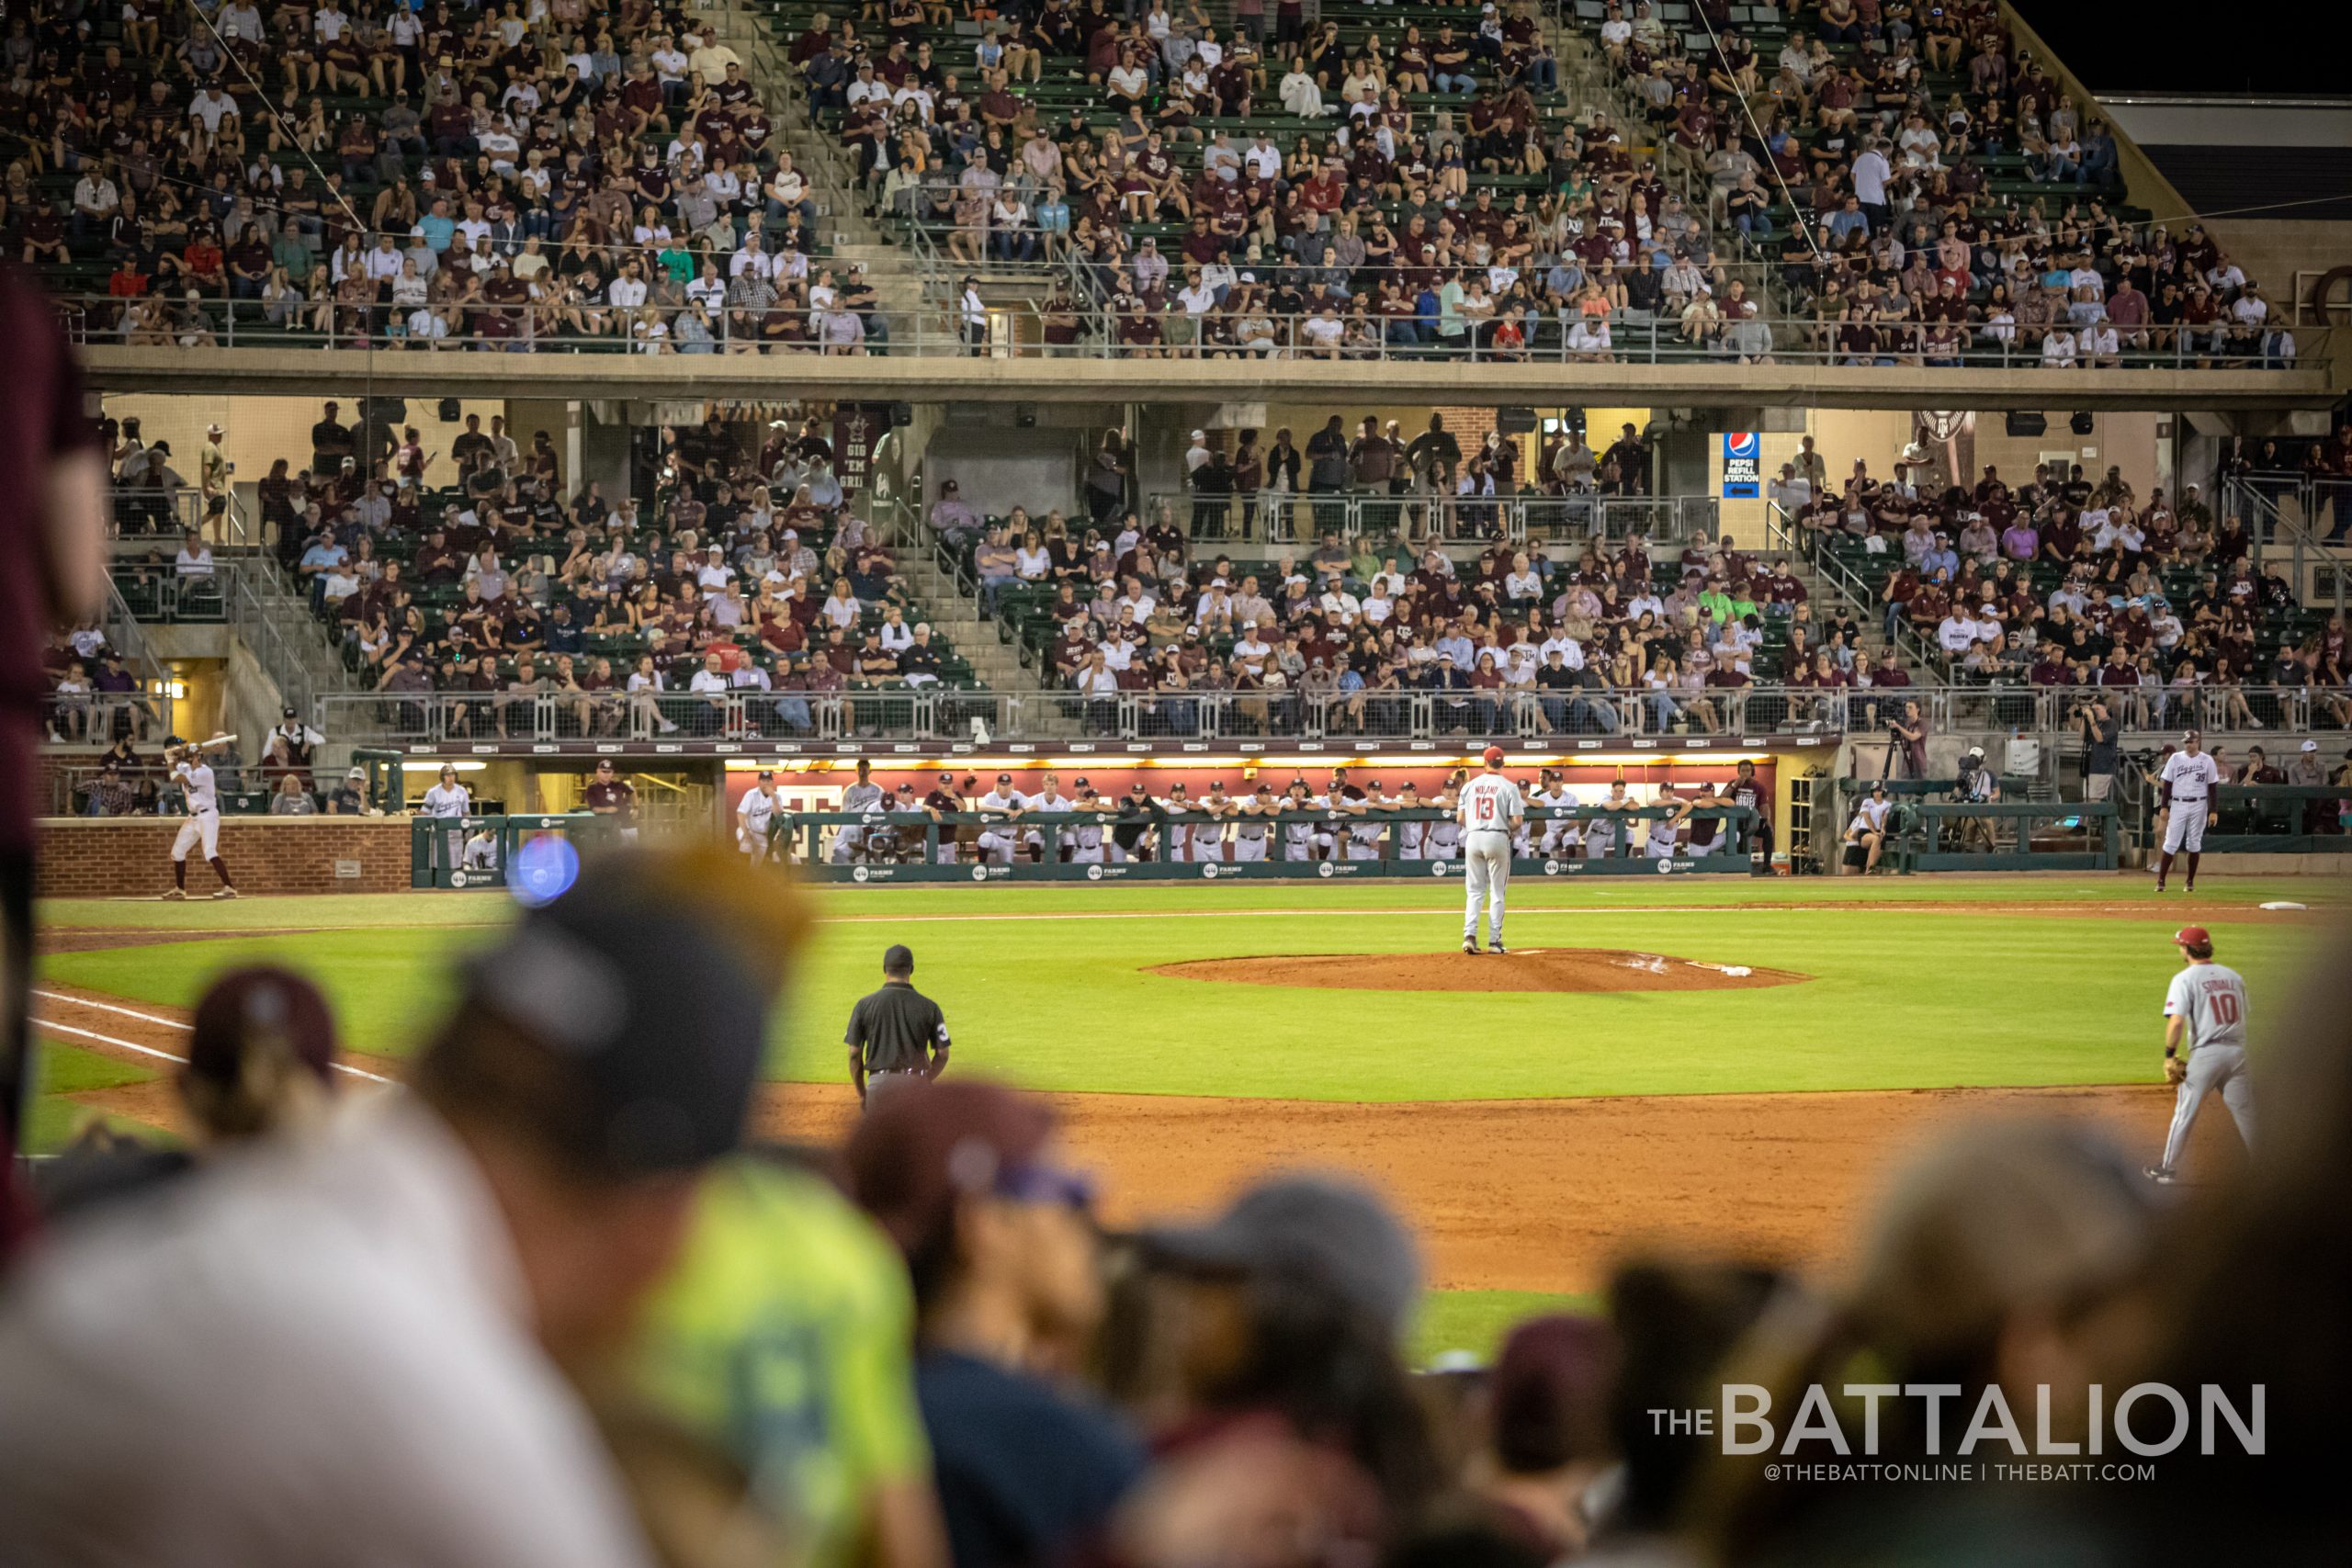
[31,978,2233,1296]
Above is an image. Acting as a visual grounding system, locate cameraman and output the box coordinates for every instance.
[2075,693,2120,802]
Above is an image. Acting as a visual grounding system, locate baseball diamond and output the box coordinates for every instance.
[27,875,2319,1294]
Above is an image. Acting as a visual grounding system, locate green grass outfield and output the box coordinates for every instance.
[32,875,2329,1361]
[36,875,2331,1103]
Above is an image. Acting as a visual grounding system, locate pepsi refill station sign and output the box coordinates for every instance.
[1722,432,1762,498]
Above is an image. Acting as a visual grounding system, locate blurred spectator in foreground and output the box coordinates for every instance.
[1111,1175,1444,1566]
[35,966,344,1221]
[1698,1122,2161,1566]
[1467,1315,1622,1560]
[0,848,808,1566]
[850,1081,1144,1568]
[2138,931,2352,1564]
[0,260,108,1186]
[626,1144,949,1568]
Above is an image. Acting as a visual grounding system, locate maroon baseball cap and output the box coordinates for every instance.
[2174,925,2213,953]
[847,1081,1088,1251]
[1489,1314,1619,1472]
[186,966,340,1093]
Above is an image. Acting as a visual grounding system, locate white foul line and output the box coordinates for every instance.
[32,988,396,1086]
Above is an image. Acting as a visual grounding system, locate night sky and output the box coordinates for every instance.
[2010,2,2352,96]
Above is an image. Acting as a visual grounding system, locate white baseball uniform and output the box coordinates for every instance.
[1232,796,1274,861]
[1459,772,1524,946]
[1066,799,1106,863]
[736,784,775,860]
[1193,794,1233,863]
[1021,788,1074,859]
[1428,792,1462,861]
[2159,960,2255,1172]
[834,779,886,863]
[1392,796,1427,860]
[2160,750,2222,853]
[1646,802,1684,860]
[169,761,222,861]
[1584,793,1631,858]
[975,789,1024,863]
[423,779,470,874]
[1282,795,1317,861]
[1533,787,1581,857]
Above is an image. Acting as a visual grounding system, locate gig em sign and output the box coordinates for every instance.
[1722,432,1762,498]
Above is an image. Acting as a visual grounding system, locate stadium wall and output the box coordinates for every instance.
[34,818,413,897]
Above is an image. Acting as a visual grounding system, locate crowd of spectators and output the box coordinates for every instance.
[131,403,974,739]
[1587,0,2292,366]
[1779,447,2336,722]
[756,0,2291,367]
[6,846,2344,1566]
[943,431,1911,738]
[17,0,895,353]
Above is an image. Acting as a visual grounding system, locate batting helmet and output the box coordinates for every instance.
[2173,925,2214,958]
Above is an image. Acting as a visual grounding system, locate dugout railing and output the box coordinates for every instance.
[411,812,602,890]
[1831,781,2120,873]
[774,804,1758,883]
[2198,784,2352,852]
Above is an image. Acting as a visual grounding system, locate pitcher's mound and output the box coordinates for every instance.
[1148,950,1810,994]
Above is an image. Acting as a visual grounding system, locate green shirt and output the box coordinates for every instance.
[630,1161,930,1568]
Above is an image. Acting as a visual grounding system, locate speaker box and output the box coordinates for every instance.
[2005,412,2047,438]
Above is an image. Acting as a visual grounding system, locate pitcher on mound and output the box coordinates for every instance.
[1458,745,1523,954]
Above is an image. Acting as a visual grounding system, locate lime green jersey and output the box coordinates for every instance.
[632,1161,930,1568]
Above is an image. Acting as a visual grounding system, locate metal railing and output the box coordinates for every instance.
[1142,490,1716,547]
[312,681,1883,746]
[107,484,239,539]
[1764,500,1938,671]
[54,289,2330,370]
[111,570,229,623]
[1939,682,2352,739]
[39,694,174,748]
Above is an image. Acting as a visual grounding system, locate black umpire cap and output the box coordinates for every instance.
[883,943,914,975]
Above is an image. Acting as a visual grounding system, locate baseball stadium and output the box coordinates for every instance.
[6,0,2352,1562]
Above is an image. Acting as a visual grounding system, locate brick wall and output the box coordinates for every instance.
[34,818,414,897]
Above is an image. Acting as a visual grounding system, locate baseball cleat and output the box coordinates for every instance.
[1462,940,1480,955]
[160,888,186,900]
[1488,942,1508,954]
[2143,1166,2178,1185]
[2185,883,2196,895]
[212,887,239,899]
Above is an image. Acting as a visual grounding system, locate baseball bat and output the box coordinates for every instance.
[197,733,237,750]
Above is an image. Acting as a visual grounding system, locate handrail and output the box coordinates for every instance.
[1765,500,1939,672]
[1136,490,1716,547]
[51,289,2330,369]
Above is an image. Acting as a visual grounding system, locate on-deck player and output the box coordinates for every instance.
[2155,729,2222,894]
[2146,924,2255,1184]
[1458,746,1523,955]
[735,770,776,862]
[162,736,237,898]
[974,773,1025,865]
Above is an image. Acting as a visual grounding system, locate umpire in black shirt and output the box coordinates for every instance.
[847,944,950,1108]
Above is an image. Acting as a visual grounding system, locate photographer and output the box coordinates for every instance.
[2075,693,2120,802]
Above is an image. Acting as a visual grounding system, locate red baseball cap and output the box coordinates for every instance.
[187,966,339,1093]
[2173,925,2212,953]
[1482,745,1507,767]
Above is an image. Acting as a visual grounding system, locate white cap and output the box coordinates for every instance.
[1191,428,1205,440]
[2302,739,2320,752]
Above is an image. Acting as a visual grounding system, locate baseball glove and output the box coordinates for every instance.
[2165,1056,2188,1086]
